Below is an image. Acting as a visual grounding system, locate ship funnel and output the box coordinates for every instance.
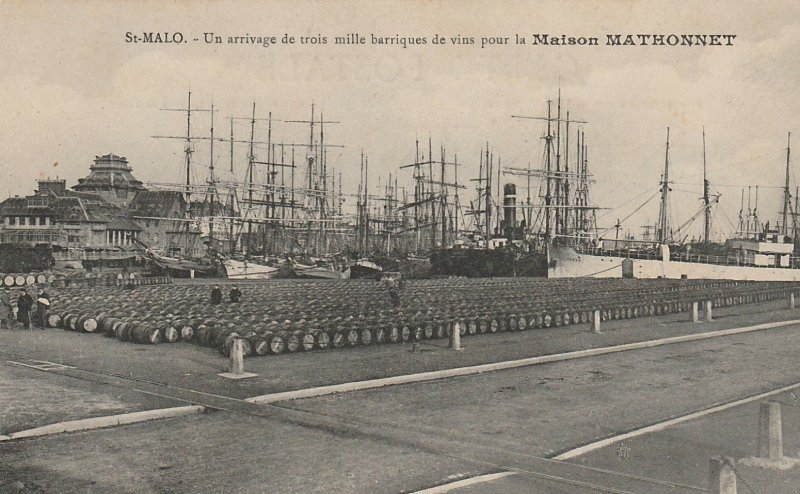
[504,183,517,239]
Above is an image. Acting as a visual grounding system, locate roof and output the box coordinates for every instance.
[74,153,146,192]
[0,190,125,223]
[129,190,185,218]
[105,218,142,231]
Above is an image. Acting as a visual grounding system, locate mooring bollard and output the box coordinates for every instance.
[450,321,462,351]
[219,337,258,379]
[692,301,700,323]
[592,309,601,334]
[230,338,244,374]
[758,400,783,460]
[705,300,713,322]
[709,457,737,494]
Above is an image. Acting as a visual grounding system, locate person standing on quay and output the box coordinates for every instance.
[0,289,11,329]
[210,285,222,305]
[229,285,242,303]
[17,289,33,330]
[36,288,50,330]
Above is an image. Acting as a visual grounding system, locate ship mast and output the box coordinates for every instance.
[656,127,672,244]
[782,132,791,237]
[702,127,710,244]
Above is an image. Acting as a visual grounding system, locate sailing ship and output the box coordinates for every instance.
[547,127,800,281]
[131,236,219,276]
[147,93,363,279]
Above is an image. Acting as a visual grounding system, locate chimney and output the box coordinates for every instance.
[504,183,517,239]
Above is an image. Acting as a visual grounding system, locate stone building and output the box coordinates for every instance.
[0,154,195,260]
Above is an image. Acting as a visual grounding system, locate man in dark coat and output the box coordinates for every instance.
[0,290,10,329]
[17,289,34,329]
[229,285,242,303]
[36,288,50,330]
[210,285,222,305]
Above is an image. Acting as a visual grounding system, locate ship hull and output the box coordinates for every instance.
[222,259,279,280]
[548,245,800,281]
[349,260,383,280]
[294,266,351,280]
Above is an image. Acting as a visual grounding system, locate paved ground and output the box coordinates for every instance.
[0,360,183,434]
[2,297,800,492]
[443,389,800,493]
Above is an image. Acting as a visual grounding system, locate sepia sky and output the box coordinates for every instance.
[1,0,799,240]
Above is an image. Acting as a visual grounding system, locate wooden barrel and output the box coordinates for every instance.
[113,321,127,340]
[60,313,74,330]
[375,326,388,343]
[25,275,36,285]
[302,331,316,351]
[252,336,270,356]
[346,328,360,346]
[15,275,25,286]
[101,317,117,334]
[46,313,62,329]
[179,324,194,342]
[3,275,14,287]
[468,320,478,335]
[36,274,47,284]
[360,327,373,346]
[400,324,411,342]
[285,331,301,353]
[518,316,527,330]
[489,318,499,333]
[331,329,346,349]
[423,323,434,339]
[162,325,180,343]
[195,324,210,346]
[315,330,331,350]
[389,325,401,343]
[133,325,160,344]
[79,315,98,332]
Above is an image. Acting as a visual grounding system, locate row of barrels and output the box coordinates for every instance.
[42,284,800,357]
[39,279,800,357]
[48,311,188,345]
[2,273,55,287]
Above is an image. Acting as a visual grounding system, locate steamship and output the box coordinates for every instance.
[547,129,800,281]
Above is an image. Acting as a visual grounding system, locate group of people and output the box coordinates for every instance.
[210,285,242,305]
[0,287,50,330]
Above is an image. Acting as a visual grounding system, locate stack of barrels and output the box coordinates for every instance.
[37,277,800,357]
[1,272,53,287]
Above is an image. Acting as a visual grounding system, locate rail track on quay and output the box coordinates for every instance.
[3,335,775,493]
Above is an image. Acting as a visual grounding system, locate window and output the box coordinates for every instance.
[8,217,15,226]
[39,216,47,226]
[19,217,26,226]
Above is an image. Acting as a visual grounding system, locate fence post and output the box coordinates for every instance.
[692,301,700,323]
[705,300,713,322]
[709,457,737,494]
[790,293,795,310]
